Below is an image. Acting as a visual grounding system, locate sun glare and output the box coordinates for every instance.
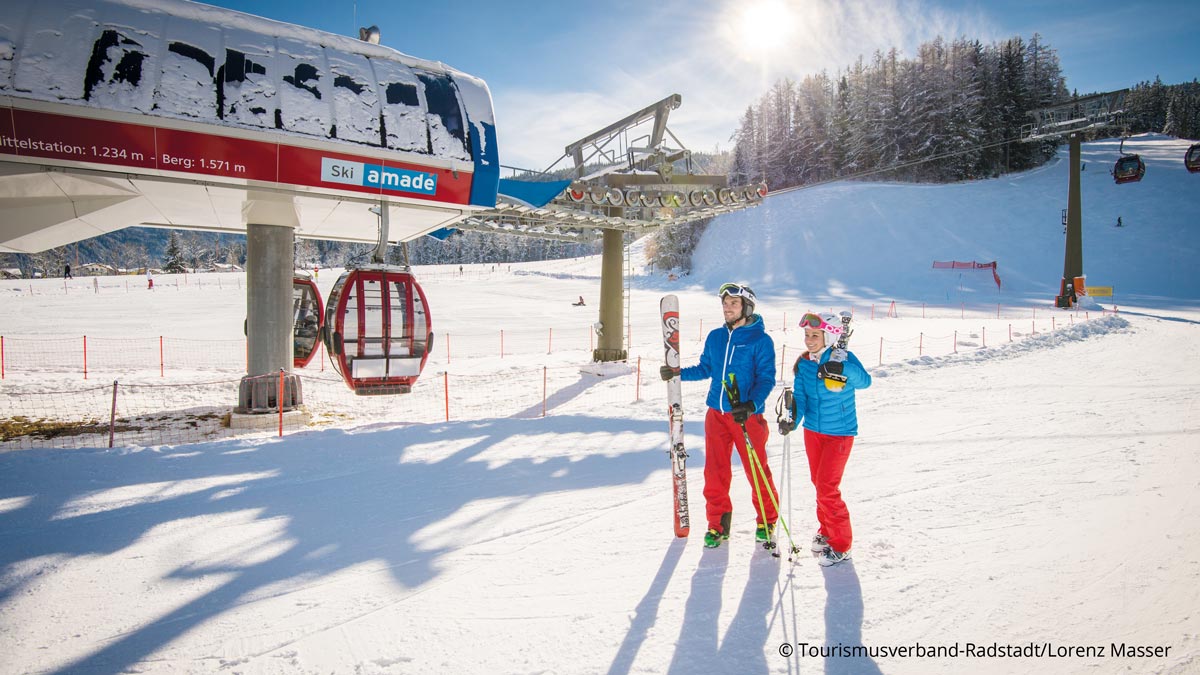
[731,0,797,58]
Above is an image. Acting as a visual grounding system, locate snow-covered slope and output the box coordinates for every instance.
[689,134,1200,307]
[1,135,1198,675]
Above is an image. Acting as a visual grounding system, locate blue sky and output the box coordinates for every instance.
[203,0,1197,171]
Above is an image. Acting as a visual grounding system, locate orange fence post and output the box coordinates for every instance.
[636,356,641,402]
[500,329,505,358]
[542,366,548,418]
[159,336,164,377]
[548,327,553,355]
[277,370,284,437]
[83,335,88,380]
[444,372,450,422]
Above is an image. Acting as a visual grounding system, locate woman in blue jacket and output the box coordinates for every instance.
[789,312,871,566]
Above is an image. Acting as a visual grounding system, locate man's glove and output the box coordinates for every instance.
[660,365,679,381]
[779,419,797,436]
[731,401,756,424]
[830,348,847,363]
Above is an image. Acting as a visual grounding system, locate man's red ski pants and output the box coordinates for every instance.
[703,408,778,533]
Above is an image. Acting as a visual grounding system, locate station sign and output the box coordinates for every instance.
[1,105,471,204]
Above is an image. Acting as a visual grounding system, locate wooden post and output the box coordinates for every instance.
[108,380,118,448]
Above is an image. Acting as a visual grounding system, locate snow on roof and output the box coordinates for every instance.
[0,0,493,163]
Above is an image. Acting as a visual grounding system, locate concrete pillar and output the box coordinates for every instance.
[593,228,627,362]
[237,193,303,413]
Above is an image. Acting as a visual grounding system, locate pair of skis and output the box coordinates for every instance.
[660,295,690,538]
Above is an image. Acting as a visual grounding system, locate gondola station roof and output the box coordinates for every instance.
[0,0,500,253]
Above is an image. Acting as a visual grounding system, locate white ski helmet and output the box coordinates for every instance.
[718,282,757,319]
[800,312,843,349]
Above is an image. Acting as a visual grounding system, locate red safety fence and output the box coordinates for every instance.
[932,260,1002,289]
[2,301,1115,450]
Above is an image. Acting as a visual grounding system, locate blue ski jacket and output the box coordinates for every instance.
[680,314,776,415]
[791,348,871,436]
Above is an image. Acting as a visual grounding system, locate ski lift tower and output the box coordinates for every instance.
[1023,89,1128,308]
[537,94,768,362]
[459,94,766,362]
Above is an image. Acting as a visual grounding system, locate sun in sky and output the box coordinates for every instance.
[723,0,799,60]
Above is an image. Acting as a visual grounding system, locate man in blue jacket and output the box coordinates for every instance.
[786,312,872,566]
[662,283,777,548]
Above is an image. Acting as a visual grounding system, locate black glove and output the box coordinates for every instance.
[776,389,796,435]
[660,365,679,381]
[731,401,756,424]
[818,360,845,382]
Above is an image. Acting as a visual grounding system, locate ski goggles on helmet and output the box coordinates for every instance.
[800,312,842,334]
[718,283,757,303]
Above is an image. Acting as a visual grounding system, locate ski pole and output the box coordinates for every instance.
[744,425,801,557]
[724,376,801,558]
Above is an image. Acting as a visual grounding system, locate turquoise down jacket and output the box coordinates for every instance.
[791,348,871,436]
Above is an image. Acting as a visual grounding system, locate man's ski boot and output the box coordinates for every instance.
[704,512,733,548]
[703,528,729,548]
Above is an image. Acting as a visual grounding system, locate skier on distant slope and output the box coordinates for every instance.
[783,312,872,567]
[661,283,777,548]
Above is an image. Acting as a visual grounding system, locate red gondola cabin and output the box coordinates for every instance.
[1113,154,1146,184]
[293,273,324,369]
[322,265,433,395]
[1186,144,1200,174]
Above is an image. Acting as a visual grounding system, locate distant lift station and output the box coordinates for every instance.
[0,0,499,411]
